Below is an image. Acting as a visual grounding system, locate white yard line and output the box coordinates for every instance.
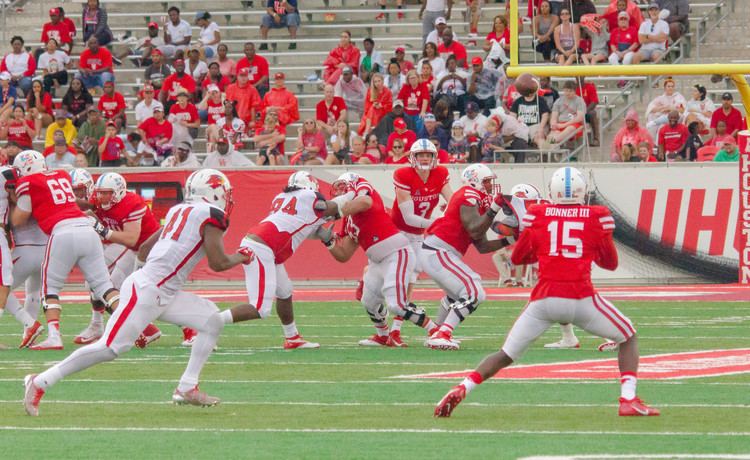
[519,456,750,460]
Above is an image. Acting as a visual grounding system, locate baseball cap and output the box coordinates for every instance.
[274,72,286,79]
[393,118,406,129]
[176,89,190,97]
[106,121,117,128]
[54,109,68,119]
[178,140,193,150]
[723,135,737,146]
[466,101,479,112]
[395,46,405,53]
[103,80,114,87]
[237,67,250,76]
[216,136,229,144]
[207,84,220,93]
[142,84,154,92]
[173,59,185,66]
[471,56,483,66]
[49,7,60,16]
[152,105,163,112]
[342,66,353,74]
[618,11,629,19]
[648,2,659,9]
[452,120,464,129]
[434,16,446,26]
[0,71,10,81]
[148,21,159,28]
[393,99,404,107]
[423,113,436,122]
[722,92,734,100]
[150,49,163,56]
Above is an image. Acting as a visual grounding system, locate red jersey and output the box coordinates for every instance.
[426,185,490,255]
[6,119,34,148]
[78,47,113,71]
[41,21,72,45]
[609,27,639,51]
[658,123,689,153]
[93,192,161,250]
[575,82,598,106]
[391,166,449,235]
[386,129,417,153]
[15,170,86,235]
[384,154,409,165]
[235,54,269,86]
[315,97,347,125]
[397,83,431,116]
[201,75,231,93]
[437,41,468,68]
[98,92,126,119]
[340,179,400,252]
[161,73,197,101]
[138,118,173,147]
[168,102,199,124]
[97,136,125,162]
[511,203,617,301]
[205,98,224,125]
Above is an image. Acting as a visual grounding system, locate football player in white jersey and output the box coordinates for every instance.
[24,169,253,415]
[220,171,352,333]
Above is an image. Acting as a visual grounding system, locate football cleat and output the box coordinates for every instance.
[358,334,389,347]
[181,327,198,347]
[29,336,63,351]
[434,384,466,417]
[426,330,460,351]
[544,339,581,349]
[19,321,43,349]
[283,335,321,350]
[134,323,162,349]
[172,386,220,407]
[386,330,407,347]
[618,397,660,416]
[73,323,104,345]
[598,341,619,352]
[23,374,45,416]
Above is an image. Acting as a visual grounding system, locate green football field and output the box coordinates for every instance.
[1,299,749,459]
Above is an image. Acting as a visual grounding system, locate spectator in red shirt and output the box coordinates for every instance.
[386,117,417,153]
[657,110,689,161]
[262,72,299,128]
[39,8,73,57]
[1,36,36,96]
[201,62,231,94]
[359,73,393,136]
[398,69,431,132]
[160,59,196,110]
[393,46,415,75]
[484,15,511,53]
[98,121,126,166]
[168,90,201,141]
[76,36,114,94]
[316,84,348,136]
[292,118,328,165]
[437,28,468,68]
[26,80,54,138]
[608,11,639,65]
[234,42,269,97]
[710,92,744,139]
[98,81,127,130]
[384,137,409,164]
[225,67,263,128]
[323,30,361,85]
[575,76,600,146]
[59,7,78,44]
[198,84,225,125]
[0,105,35,148]
[137,106,173,162]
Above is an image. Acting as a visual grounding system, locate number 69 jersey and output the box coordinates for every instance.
[142,202,228,298]
[15,170,86,235]
[248,188,326,264]
[511,203,617,301]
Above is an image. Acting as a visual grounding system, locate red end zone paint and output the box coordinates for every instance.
[403,349,750,380]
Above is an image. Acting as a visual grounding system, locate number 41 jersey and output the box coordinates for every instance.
[248,188,325,264]
[15,170,86,235]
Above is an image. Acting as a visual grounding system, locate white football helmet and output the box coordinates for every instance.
[185,168,233,213]
[409,138,438,171]
[94,172,127,210]
[548,166,587,205]
[13,150,46,177]
[510,183,541,200]
[287,171,319,192]
[331,172,360,197]
[461,164,496,195]
[70,168,94,199]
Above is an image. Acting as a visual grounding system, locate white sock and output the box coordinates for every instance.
[35,344,116,390]
[220,310,234,324]
[560,323,577,342]
[281,321,299,339]
[375,324,389,337]
[91,309,104,327]
[178,313,223,392]
[47,319,60,339]
[620,372,637,400]
[389,316,403,333]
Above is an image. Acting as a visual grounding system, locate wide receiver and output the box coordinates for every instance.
[11,151,120,350]
[422,164,510,350]
[24,169,253,415]
[387,139,452,347]
[324,172,439,346]
[434,166,659,417]
[218,171,347,343]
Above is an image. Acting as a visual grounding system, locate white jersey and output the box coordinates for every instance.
[0,166,15,226]
[249,188,325,264]
[141,201,228,298]
[12,217,48,246]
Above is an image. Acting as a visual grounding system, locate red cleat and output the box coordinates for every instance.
[181,327,197,346]
[618,397,660,416]
[23,374,45,416]
[19,321,43,349]
[386,330,407,347]
[355,279,364,301]
[283,335,320,350]
[434,384,466,417]
[358,334,389,347]
[135,323,162,349]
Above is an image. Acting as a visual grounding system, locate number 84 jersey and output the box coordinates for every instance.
[15,170,86,235]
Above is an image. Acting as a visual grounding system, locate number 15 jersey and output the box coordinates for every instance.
[15,170,86,235]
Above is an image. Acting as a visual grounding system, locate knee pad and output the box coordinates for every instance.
[450,298,478,322]
[364,303,387,325]
[42,296,61,312]
[402,302,427,327]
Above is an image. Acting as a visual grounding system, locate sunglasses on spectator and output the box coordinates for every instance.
[304,121,314,125]
[393,145,404,149]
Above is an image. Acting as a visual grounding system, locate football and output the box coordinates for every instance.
[514,72,540,97]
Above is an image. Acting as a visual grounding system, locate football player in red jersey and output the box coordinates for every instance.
[435,167,659,418]
[323,172,439,347]
[386,139,453,346]
[11,151,120,350]
[422,163,510,351]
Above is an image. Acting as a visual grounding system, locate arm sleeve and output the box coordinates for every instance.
[398,200,434,229]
